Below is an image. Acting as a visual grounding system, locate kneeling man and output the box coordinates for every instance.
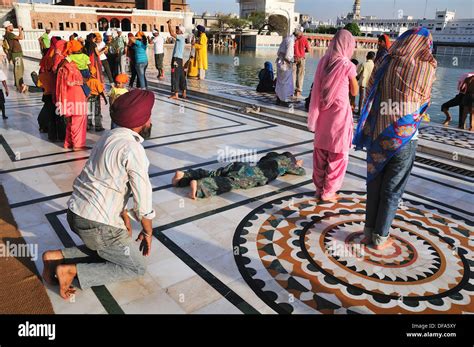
[42,90,155,299]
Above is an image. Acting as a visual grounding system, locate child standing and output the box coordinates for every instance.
[0,68,8,119]
[86,66,107,131]
[108,73,129,129]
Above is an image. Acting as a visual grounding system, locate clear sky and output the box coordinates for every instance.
[188,0,474,20]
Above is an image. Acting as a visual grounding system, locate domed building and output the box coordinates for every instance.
[237,0,299,34]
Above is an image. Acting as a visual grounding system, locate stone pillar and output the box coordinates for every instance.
[13,3,33,30]
[0,0,12,8]
[182,11,193,33]
[146,0,163,11]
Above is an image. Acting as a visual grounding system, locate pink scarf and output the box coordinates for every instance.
[52,40,68,73]
[308,29,355,132]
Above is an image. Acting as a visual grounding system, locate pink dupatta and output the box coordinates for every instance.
[307,29,355,132]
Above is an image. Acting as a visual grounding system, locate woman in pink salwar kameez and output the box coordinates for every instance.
[307,29,359,201]
[56,60,87,151]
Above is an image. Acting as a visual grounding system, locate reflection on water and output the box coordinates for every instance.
[203,47,474,124]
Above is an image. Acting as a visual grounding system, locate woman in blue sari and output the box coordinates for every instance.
[353,28,437,250]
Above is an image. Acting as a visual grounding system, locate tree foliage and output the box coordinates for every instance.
[247,11,267,30]
[267,15,288,36]
[344,22,361,36]
[311,26,338,34]
[245,11,288,35]
[213,14,249,31]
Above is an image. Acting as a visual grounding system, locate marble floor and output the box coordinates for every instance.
[0,59,472,314]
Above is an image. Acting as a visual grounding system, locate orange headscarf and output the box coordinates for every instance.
[136,31,145,39]
[115,73,129,84]
[68,40,83,54]
[379,34,391,49]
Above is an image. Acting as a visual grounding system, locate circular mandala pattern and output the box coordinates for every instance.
[233,191,474,314]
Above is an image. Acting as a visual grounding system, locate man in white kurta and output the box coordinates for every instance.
[275,35,295,105]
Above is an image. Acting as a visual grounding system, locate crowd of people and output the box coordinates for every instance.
[0,20,470,297]
[1,19,210,146]
[258,27,439,250]
[258,29,473,133]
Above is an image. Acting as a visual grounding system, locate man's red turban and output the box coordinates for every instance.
[111,89,155,129]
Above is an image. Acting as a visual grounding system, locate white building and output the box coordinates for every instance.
[237,0,300,34]
[302,17,335,31]
[421,10,474,44]
[338,1,474,44]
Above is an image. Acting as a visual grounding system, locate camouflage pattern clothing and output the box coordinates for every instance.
[177,152,306,198]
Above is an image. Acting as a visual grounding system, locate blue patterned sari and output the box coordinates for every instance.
[353,28,436,182]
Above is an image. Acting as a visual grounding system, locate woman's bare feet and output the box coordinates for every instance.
[188,180,197,200]
[182,91,187,99]
[56,264,77,300]
[169,93,179,100]
[296,159,304,167]
[42,250,64,285]
[372,237,394,251]
[321,193,340,202]
[172,170,185,186]
[314,191,321,202]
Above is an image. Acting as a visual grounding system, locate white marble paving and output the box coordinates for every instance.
[0,57,471,315]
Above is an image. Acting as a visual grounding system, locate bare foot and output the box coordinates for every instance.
[372,237,394,251]
[360,236,372,245]
[188,180,197,200]
[296,159,304,167]
[42,250,64,285]
[314,191,321,202]
[172,170,185,186]
[182,91,187,99]
[169,94,179,100]
[321,193,340,202]
[442,118,451,126]
[56,264,77,300]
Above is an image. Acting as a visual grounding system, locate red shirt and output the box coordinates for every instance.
[294,36,310,58]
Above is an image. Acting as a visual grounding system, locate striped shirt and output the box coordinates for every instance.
[68,128,155,229]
